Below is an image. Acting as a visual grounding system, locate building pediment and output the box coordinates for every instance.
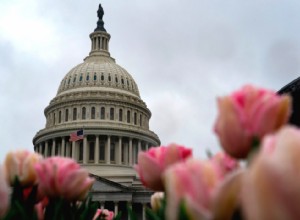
[90,175,130,193]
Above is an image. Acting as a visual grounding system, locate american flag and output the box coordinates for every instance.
[69,129,84,142]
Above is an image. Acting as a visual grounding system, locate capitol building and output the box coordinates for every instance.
[33,3,160,219]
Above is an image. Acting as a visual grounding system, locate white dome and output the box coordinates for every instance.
[57,56,140,98]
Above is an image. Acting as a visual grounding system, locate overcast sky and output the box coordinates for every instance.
[1,0,300,162]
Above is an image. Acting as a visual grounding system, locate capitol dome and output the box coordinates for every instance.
[33,4,160,217]
[57,50,140,98]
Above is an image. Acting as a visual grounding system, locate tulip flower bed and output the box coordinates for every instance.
[0,84,295,220]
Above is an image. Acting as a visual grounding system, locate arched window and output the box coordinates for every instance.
[79,74,83,81]
[110,108,114,120]
[65,109,69,122]
[68,78,71,85]
[100,107,105,119]
[134,112,137,125]
[119,109,123,121]
[86,74,89,81]
[53,113,56,125]
[94,73,97,81]
[58,111,62,123]
[127,110,131,123]
[108,75,111,82]
[82,107,86,120]
[73,108,77,120]
[101,74,104,81]
[73,75,77,83]
[115,76,118,83]
[140,114,142,126]
[121,78,124,84]
[91,107,96,119]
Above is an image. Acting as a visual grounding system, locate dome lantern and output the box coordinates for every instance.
[88,4,111,58]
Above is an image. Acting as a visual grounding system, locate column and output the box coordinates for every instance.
[52,139,56,156]
[106,136,111,164]
[83,136,87,164]
[40,143,43,154]
[61,137,65,157]
[146,143,149,151]
[72,141,76,159]
[97,37,99,50]
[99,37,102,50]
[137,140,141,163]
[129,138,133,166]
[114,202,118,215]
[66,142,70,157]
[138,140,142,153]
[118,137,122,165]
[95,135,99,164]
[45,141,49,157]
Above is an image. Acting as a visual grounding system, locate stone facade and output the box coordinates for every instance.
[33,4,160,219]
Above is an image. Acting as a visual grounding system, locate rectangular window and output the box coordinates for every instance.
[99,141,105,161]
[65,109,69,122]
[110,142,115,162]
[127,110,130,123]
[79,143,83,162]
[73,108,77,120]
[89,142,95,161]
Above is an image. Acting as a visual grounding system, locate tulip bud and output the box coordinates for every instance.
[214,85,291,158]
[4,150,42,187]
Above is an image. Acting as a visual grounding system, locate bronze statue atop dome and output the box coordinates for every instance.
[94,4,106,32]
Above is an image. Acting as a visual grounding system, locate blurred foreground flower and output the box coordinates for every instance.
[34,157,94,201]
[134,144,192,191]
[163,154,239,220]
[5,150,42,187]
[214,84,291,158]
[93,209,114,220]
[0,165,10,218]
[242,126,300,220]
[151,192,165,212]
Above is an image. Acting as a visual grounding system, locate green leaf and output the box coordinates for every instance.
[178,200,190,220]
[127,204,138,220]
[113,211,122,220]
[145,208,161,220]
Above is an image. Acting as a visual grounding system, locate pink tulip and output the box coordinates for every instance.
[0,165,10,218]
[241,126,300,220]
[163,159,223,220]
[210,152,239,178]
[4,150,42,187]
[214,84,291,158]
[34,157,94,201]
[211,170,244,220]
[134,144,192,191]
[151,192,165,211]
[93,209,114,220]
